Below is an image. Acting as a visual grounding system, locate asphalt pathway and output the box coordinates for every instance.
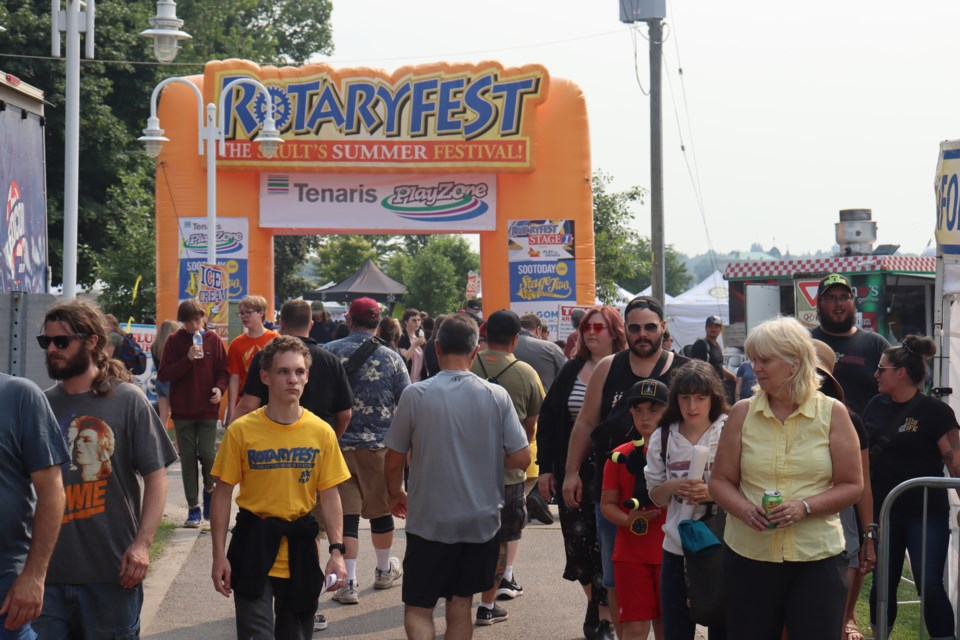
[142,461,683,639]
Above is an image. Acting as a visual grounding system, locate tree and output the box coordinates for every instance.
[618,237,693,298]
[309,236,379,285]
[274,236,321,304]
[397,236,479,315]
[592,172,691,302]
[0,0,334,317]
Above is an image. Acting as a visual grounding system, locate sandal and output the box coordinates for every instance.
[844,624,865,640]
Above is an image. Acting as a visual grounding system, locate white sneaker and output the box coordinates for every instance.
[373,557,403,590]
[313,614,328,631]
[332,579,359,604]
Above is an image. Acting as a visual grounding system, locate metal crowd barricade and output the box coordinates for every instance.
[876,477,960,640]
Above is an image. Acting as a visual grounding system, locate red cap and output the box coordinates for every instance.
[348,297,380,320]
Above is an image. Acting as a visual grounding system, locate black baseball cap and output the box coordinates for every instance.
[626,379,669,407]
[817,273,853,298]
[624,296,664,320]
[705,315,722,326]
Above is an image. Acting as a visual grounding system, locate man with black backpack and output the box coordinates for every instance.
[323,298,410,609]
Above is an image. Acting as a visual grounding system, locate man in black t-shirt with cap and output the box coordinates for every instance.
[690,315,735,387]
[810,273,890,415]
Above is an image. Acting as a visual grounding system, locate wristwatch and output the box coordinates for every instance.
[328,543,346,555]
[863,530,877,541]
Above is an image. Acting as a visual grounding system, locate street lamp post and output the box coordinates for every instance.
[51,0,191,300]
[139,77,282,267]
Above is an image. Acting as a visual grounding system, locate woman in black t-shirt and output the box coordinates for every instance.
[862,335,960,639]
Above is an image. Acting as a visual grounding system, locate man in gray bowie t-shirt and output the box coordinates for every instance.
[34,300,178,638]
[384,314,530,639]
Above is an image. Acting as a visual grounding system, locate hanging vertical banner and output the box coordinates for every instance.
[508,219,576,337]
[466,270,479,300]
[198,263,229,338]
[177,217,249,303]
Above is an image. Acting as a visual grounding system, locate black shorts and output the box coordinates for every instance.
[402,533,500,608]
[497,482,527,543]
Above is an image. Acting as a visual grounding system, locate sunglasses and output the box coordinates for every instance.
[581,322,607,334]
[36,333,89,350]
[626,322,660,334]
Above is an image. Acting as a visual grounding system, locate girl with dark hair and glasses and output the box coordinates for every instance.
[863,335,960,640]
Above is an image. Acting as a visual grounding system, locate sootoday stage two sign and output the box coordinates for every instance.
[259,173,497,231]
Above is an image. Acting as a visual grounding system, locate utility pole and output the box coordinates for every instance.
[648,17,665,304]
[619,0,667,303]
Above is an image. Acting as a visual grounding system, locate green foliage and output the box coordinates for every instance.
[274,236,321,303]
[0,0,333,316]
[94,160,158,322]
[618,237,693,298]
[394,236,479,315]
[592,172,691,302]
[310,236,379,285]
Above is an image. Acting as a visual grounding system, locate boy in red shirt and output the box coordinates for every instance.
[601,379,669,640]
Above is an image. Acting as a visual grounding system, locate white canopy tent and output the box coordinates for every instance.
[664,270,730,350]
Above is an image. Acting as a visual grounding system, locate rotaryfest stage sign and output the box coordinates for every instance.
[259,173,496,231]
[178,217,248,304]
[509,219,576,337]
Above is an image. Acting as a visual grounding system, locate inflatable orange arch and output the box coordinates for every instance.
[152,59,595,334]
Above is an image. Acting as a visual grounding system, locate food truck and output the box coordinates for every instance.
[722,210,935,348]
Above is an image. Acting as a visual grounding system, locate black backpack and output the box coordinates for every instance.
[116,332,147,375]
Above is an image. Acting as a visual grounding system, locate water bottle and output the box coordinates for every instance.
[193,330,204,359]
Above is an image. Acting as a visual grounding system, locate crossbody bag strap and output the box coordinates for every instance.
[344,337,385,378]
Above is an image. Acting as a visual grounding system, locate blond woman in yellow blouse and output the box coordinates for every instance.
[709,316,862,640]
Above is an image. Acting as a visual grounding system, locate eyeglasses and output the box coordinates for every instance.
[36,334,89,350]
[238,309,258,317]
[581,322,607,334]
[820,294,854,304]
[876,365,898,372]
[626,322,660,334]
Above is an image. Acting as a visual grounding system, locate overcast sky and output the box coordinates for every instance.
[323,0,960,257]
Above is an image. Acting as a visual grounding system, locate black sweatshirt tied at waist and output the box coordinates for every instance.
[227,508,322,614]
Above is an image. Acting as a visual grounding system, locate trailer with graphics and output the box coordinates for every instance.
[0,71,48,293]
[1,70,53,385]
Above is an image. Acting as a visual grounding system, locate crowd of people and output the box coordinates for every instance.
[2,270,960,640]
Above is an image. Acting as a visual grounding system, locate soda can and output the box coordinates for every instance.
[762,490,782,529]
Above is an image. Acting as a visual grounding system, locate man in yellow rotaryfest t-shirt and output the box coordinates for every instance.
[210,335,350,639]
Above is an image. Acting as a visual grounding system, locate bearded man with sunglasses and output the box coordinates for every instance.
[810,273,890,415]
[561,297,689,629]
[34,300,177,639]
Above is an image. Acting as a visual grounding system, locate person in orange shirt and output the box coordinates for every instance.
[227,295,279,424]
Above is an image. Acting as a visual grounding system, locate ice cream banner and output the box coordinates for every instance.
[198,263,229,338]
[259,173,496,231]
[177,217,248,302]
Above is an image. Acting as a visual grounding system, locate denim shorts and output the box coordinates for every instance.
[34,582,143,639]
[594,503,617,589]
[0,616,36,640]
